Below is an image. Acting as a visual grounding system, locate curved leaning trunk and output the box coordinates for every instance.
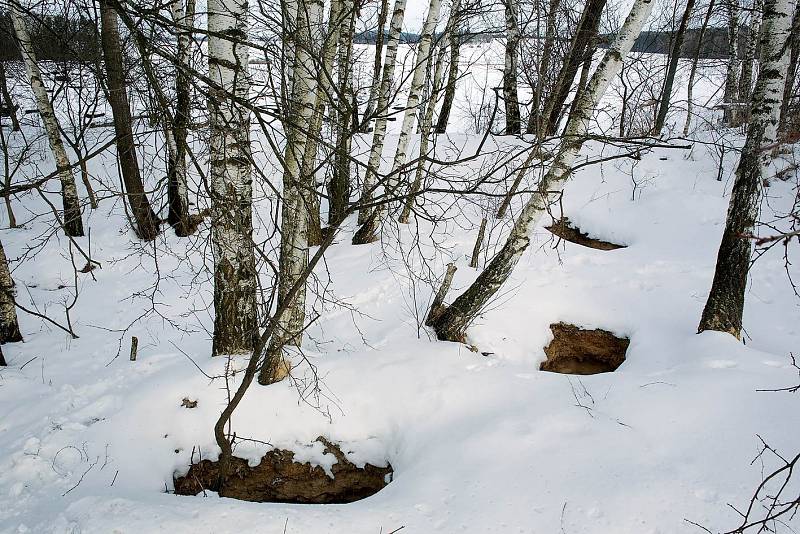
[208,0,258,356]
[355,0,408,226]
[432,0,656,342]
[11,8,84,238]
[698,0,796,338]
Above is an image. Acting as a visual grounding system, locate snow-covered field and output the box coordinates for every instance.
[0,42,798,534]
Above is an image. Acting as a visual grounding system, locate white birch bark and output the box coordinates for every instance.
[0,238,22,344]
[399,41,448,223]
[724,0,741,124]
[502,0,521,134]
[11,8,84,237]
[260,0,325,384]
[389,0,442,180]
[699,0,796,337]
[432,0,656,341]
[739,0,764,102]
[356,0,408,225]
[209,0,258,355]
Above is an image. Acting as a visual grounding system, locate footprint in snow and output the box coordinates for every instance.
[705,359,737,369]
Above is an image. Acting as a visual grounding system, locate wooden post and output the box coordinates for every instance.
[129,336,138,361]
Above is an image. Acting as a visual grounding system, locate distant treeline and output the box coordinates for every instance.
[614,27,748,59]
[0,12,100,62]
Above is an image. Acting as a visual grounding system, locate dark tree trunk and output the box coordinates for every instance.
[654,0,697,135]
[168,0,195,237]
[684,0,717,134]
[0,63,20,132]
[542,0,606,136]
[361,0,389,131]
[434,0,463,134]
[527,0,562,134]
[723,0,741,125]
[698,0,794,338]
[99,0,160,241]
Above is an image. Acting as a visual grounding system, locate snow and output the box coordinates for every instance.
[0,43,799,534]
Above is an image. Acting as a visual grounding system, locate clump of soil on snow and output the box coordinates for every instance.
[546,217,626,250]
[540,322,630,375]
[173,437,392,504]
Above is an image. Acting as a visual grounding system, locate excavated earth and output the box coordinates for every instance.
[546,217,627,250]
[174,437,392,504]
[540,322,630,375]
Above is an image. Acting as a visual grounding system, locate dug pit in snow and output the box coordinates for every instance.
[173,437,392,503]
[546,217,626,250]
[540,322,630,375]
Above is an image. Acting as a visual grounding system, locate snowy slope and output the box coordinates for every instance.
[0,46,798,534]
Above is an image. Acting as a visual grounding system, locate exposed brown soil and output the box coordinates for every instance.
[541,322,630,375]
[546,217,626,250]
[173,437,392,504]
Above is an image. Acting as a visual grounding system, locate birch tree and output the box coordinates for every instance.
[501,0,521,135]
[683,0,716,134]
[0,63,20,133]
[698,0,796,339]
[723,0,741,124]
[0,238,21,345]
[738,0,764,103]
[431,0,656,342]
[208,0,258,356]
[99,0,160,241]
[355,0,408,226]
[779,3,800,129]
[526,0,562,134]
[330,0,357,224]
[167,0,195,237]
[362,0,390,130]
[259,0,324,384]
[11,7,84,237]
[353,0,442,244]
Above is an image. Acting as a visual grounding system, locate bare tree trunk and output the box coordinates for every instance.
[400,41,448,223]
[684,0,716,134]
[0,63,20,132]
[698,0,795,338]
[434,0,464,134]
[654,0,697,135]
[723,0,741,125]
[99,0,160,241]
[432,0,656,342]
[353,0,442,243]
[738,0,764,103]
[259,0,324,384]
[300,0,343,246]
[12,8,84,238]
[0,238,21,344]
[527,0,562,134]
[542,0,607,137]
[168,0,195,236]
[329,0,357,225]
[355,0,408,226]
[362,0,389,130]
[208,0,258,356]
[502,0,521,135]
[779,4,800,129]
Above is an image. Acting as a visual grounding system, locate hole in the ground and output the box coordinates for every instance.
[540,322,630,375]
[173,437,392,504]
[546,217,627,250]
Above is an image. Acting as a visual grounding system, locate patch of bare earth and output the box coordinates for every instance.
[541,322,630,375]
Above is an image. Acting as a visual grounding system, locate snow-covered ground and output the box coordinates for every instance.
[0,43,798,534]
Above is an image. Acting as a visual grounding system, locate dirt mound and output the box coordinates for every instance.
[174,437,392,503]
[541,322,629,375]
[546,217,626,250]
